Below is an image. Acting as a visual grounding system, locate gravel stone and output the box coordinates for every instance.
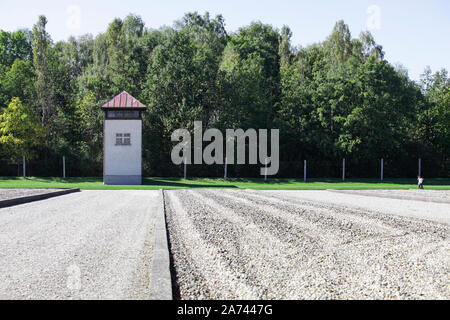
[0,190,160,299]
[165,189,450,300]
[329,189,450,204]
[264,190,450,225]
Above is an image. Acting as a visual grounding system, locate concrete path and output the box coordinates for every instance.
[0,190,160,300]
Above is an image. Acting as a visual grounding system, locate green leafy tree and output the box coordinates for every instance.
[0,29,32,67]
[219,22,280,130]
[0,14,448,178]
[0,98,46,161]
[418,68,450,174]
[32,15,55,125]
[0,59,34,107]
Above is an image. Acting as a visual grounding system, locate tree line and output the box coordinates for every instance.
[0,12,448,178]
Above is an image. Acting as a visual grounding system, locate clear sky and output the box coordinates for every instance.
[1,0,448,81]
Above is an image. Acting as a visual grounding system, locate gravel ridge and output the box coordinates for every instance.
[165,189,450,300]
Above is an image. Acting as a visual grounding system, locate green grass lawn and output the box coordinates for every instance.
[1,176,449,190]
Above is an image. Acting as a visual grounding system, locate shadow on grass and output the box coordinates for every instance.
[240,177,450,186]
[145,177,450,186]
[0,176,103,183]
[331,178,450,186]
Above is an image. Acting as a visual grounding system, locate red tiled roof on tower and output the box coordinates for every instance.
[101,91,147,109]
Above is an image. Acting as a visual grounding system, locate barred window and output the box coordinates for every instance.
[116,133,123,145]
[123,133,131,145]
[107,111,139,119]
[115,133,131,145]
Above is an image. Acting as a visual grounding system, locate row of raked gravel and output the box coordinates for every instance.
[329,189,450,203]
[164,189,450,300]
[345,189,450,200]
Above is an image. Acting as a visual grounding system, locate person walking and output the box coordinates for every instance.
[418,176,424,189]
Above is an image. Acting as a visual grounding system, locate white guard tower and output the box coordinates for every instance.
[101,91,147,185]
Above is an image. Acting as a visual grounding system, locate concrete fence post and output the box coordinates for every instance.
[63,156,66,178]
[184,156,187,180]
[224,157,227,180]
[264,158,268,182]
[304,160,307,182]
[418,158,422,177]
[381,158,384,181]
[342,158,345,182]
[22,156,26,178]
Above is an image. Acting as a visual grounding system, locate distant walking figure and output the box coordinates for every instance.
[418,176,424,189]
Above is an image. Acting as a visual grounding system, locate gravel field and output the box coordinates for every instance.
[0,188,67,201]
[0,190,159,299]
[265,190,450,225]
[165,189,450,300]
[329,189,450,204]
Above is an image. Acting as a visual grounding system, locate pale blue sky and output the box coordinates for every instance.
[1,0,448,81]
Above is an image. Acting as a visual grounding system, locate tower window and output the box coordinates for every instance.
[123,133,131,145]
[107,111,140,119]
[115,133,131,145]
[116,133,123,145]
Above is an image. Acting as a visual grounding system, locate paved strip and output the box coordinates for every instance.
[0,190,159,300]
[148,190,172,300]
[166,189,450,300]
[0,188,80,208]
